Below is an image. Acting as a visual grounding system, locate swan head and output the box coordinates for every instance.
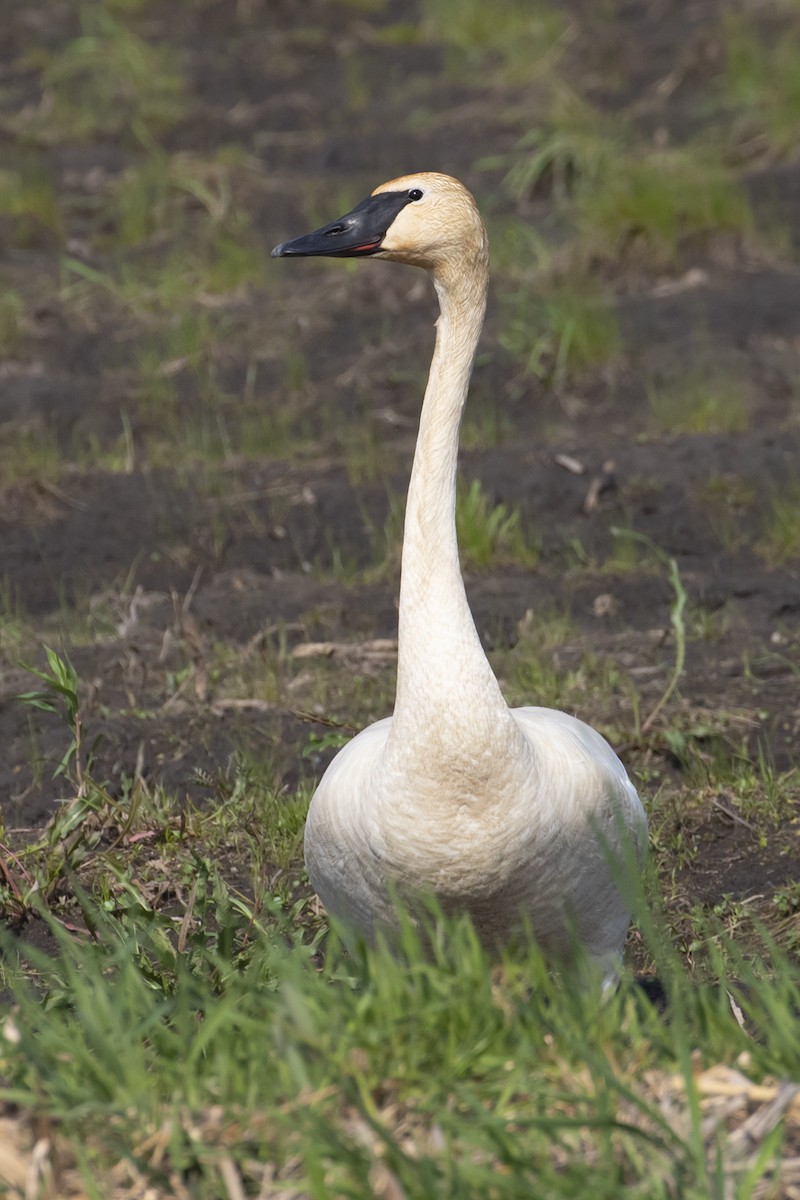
[271,172,487,280]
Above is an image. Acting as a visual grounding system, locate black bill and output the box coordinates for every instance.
[271,190,414,259]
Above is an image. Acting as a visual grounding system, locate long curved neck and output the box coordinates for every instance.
[386,255,519,763]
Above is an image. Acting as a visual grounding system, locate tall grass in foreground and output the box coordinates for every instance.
[2,898,799,1198]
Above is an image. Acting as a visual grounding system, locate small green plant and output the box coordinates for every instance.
[688,600,731,642]
[601,526,664,575]
[36,8,187,144]
[606,531,687,738]
[109,225,266,318]
[340,420,389,484]
[456,477,538,569]
[9,642,317,931]
[460,401,513,451]
[502,608,630,715]
[18,647,84,783]
[576,147,752,263]
[493,89,750,268]
[419,0,567,84]
[340,47,371,113]
[497,85,629,202]
[0,416,75,481]
[694,473,756,551]
[773,881,800,918]
[721,12,800,157]
[0,583,33,660]
[759,480,800,565]
[679,742,798,833]
[199,754,312,874]
[483,214,551,276]
[109,153,222,245]
[0,166,62,246]
[501,273,620,386]
[647,367,751,435]
[0,290,23,354]
[10,649,124,914]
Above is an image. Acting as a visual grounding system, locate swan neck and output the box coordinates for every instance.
[411,259,488,528]
[389,251,514,754]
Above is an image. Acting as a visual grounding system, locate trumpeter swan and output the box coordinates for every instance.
[272,173,648,985]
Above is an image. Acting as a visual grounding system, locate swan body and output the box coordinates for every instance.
[273,173,647,981]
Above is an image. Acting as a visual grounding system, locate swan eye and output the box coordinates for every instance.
[408,188,423,201]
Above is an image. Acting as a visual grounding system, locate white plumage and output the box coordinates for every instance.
[273,172,648,985]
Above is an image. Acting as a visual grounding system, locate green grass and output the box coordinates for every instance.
[3,884,799,1197]
[576,148,752,265]
[550,535,691,742]
[484,213,552,276]
[759,480,800,565]
[51,143,270,468]
[352,477,539,580]
[0,419,64,482]
[205,629,288,708]
[500,272,620,386]
[0,583,35,661]
[456,477,539,569]
[229,395,307,462]
[600,526,666,575]
[0,290,23,354]
[29,7,187,144]
[685,742,798,832]
[694,474,756,551]
[647,367,751,435]
[460,400,513,452]
[721,12,800,157]
[340,420,391,484]
[498,606,636,724]
[108,149,254,246]
[10,647,311,914]
[53,173,274,468]
[0,165,62,246]
[130,348,308,469]
[307,659,395,729]
[496,85,629,203]
[648,742,800,924]
[419,0,567,84]
[200,752,314,875]
[491,89,751,272]
[116,222,267,312]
